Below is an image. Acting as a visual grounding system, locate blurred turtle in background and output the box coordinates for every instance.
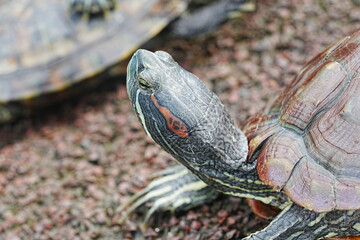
[0,0,255,123]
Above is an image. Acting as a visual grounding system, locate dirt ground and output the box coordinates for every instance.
[0,0,360,239]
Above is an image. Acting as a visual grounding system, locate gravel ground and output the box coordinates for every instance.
[0,0,359,239]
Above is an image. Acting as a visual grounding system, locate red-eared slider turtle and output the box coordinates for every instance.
[0,0,255,123]
[125,29,360,239]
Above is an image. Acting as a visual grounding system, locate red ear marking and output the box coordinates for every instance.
[151,95,189,138]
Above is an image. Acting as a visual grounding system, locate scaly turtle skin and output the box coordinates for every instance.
[125,29,360,239]
[0,0,255,123]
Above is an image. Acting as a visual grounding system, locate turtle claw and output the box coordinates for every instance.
[118,165,219,225]
[69,0,116,18]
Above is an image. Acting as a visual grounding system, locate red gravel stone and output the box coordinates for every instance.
[227,216,237,226]
[217,209,229,219]
[191,221,202,230]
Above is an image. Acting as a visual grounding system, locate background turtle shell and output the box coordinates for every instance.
[243,29,360,212]
[0,0,188,113]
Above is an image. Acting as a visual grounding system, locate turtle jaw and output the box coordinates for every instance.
[126,49,249,186]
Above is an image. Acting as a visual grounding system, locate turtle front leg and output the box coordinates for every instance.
[171,0,256,37]
[244,203,360,240]
[118,165,219,224]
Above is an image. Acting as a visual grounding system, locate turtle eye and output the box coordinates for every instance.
[138,77,151,90]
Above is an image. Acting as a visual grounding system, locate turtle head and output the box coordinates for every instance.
[127,49,249,183]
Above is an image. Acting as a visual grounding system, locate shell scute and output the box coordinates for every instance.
[256,130,307,191]
[331,41,360,75]
[308,76,360,178]
[284,156,336,212]
[335,178,360,210]
[280,60,348,131]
